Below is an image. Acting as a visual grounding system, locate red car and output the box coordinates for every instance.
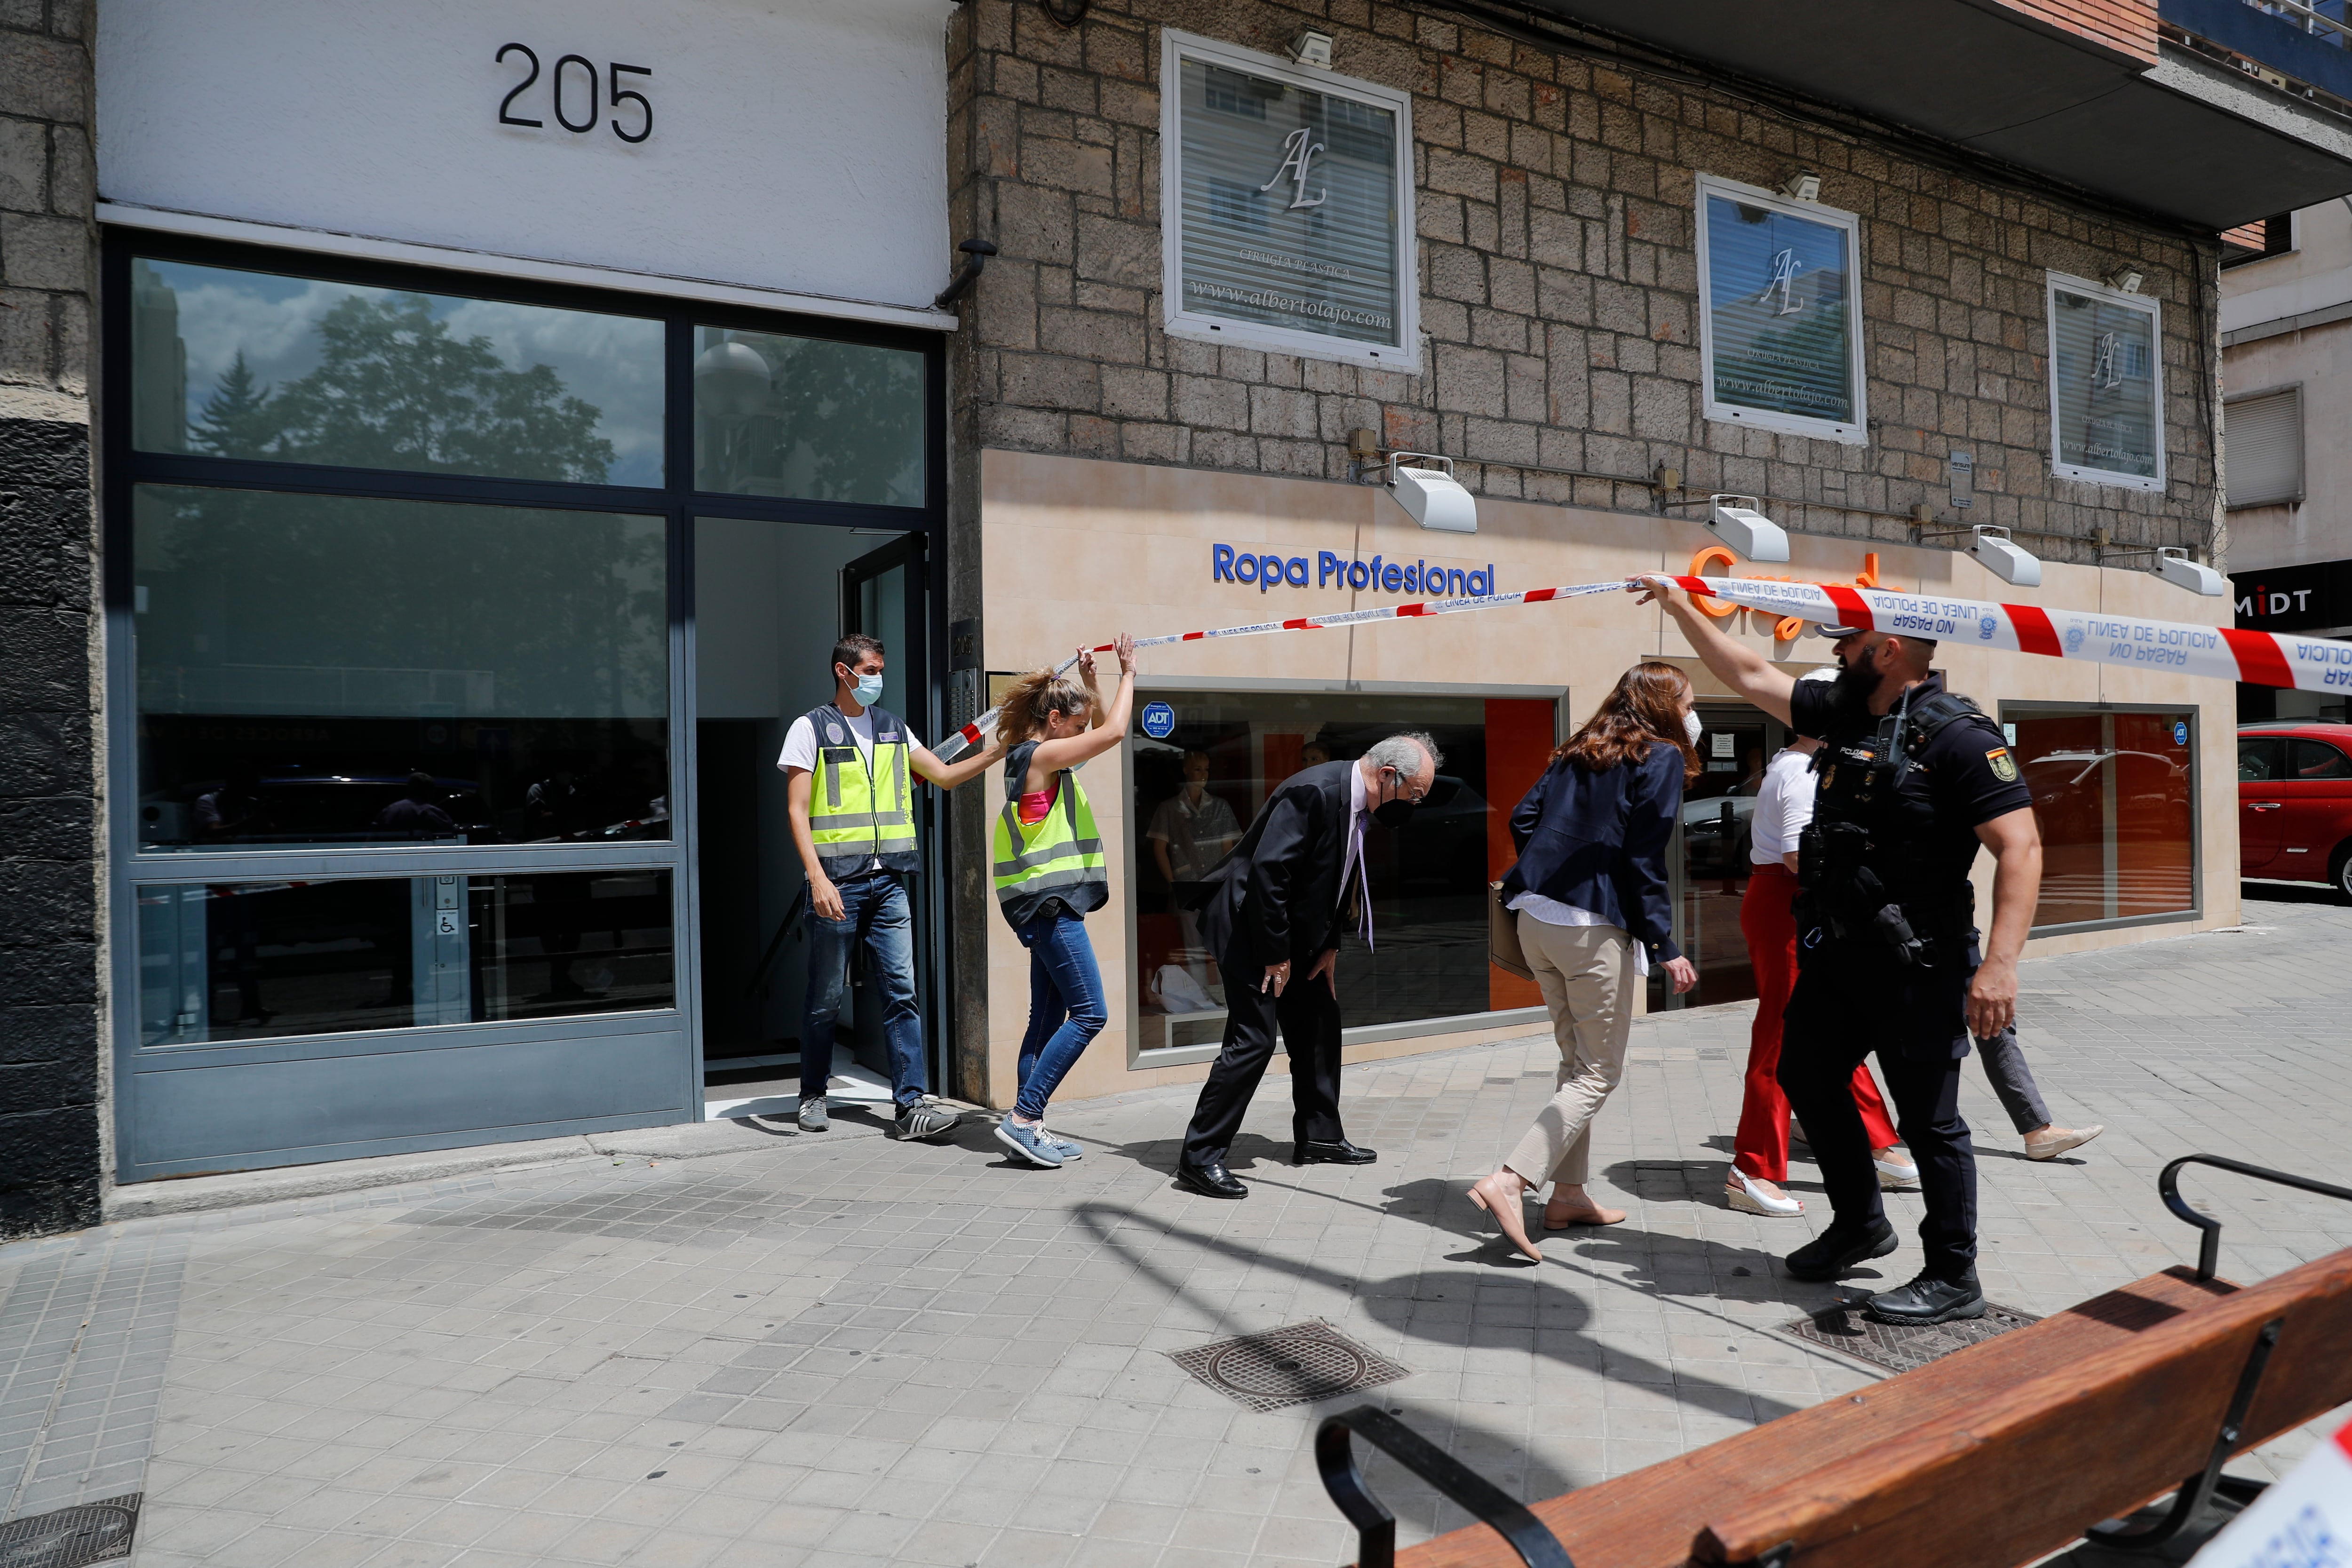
[2238,721,2352,898]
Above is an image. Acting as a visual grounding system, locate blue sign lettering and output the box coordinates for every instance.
[1140,701,1176,740]
[1211,542,1494,598]
[2172,720,2188,747]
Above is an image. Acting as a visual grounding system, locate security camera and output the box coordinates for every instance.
[1385,454,1477,533]
[1969,526,2042,588]
[2156,548,2226,597]
[1780,172,1822,203]
[1707,497,1790,562]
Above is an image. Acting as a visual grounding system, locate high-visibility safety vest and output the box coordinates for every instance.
[992,764,1108,928]
[803,704,919,878]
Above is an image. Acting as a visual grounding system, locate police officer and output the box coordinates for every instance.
[782,633,1003,1141]
[1636,580,2042,1325]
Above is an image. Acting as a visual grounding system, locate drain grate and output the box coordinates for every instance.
[0,1495,141,1568]
[1778,1299,2042,1373]
[1168,1320,1412,1413]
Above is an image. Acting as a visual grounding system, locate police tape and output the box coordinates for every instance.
[1659,574,2352,694]
[931,573,2352,762]
[931,580,1631,759]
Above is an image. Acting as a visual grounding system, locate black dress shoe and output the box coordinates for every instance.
[1784,1218,1899,1282]
[1866,1271,1986,1325]
[1295,1139,1377,1165]
[1175,1159,1248,1199]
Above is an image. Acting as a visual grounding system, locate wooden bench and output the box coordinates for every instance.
[1318,1155,2352,1568]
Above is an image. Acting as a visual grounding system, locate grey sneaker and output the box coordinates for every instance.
[992,1117,1063,1168]
[1038,1127,1082,1161]
[798,1096,828,1132]
[895,1101,961,1142]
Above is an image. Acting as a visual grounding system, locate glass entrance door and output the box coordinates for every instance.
[1653,702,1784,1010]
[691,522,929,1084]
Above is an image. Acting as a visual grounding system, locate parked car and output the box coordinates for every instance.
[2237,720,2352,899]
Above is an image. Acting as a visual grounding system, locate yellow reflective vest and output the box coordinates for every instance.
[803,705,919,877]
[992,751,1107,928]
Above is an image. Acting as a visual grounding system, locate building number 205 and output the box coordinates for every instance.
[496,45,652,144]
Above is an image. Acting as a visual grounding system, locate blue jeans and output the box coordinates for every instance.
[800,875,928,1111]
[1013,910,1107,1121]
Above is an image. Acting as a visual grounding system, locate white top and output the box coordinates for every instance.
[1750,748,1818,865]
[777,708,922,776]
[1506,891,1651,978]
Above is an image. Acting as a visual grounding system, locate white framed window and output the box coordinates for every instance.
[1159,30,1415,370]
[2046,272,2164,492]
[1693,174,1868,445]
[2224,384,2303,509]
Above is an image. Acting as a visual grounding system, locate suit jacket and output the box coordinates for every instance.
[1499,744,1685,964]
[1197,761,1360,969]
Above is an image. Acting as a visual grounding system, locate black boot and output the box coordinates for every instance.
[1784,1218,1898,1282]
[1866,1270,1986,1325]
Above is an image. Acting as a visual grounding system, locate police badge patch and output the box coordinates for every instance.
[1986,746,2018,782]
[826,721,846,744]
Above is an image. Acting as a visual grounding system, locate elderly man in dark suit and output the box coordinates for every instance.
[1175,732,1442,1199]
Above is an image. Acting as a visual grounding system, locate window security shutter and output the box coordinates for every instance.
[2226,388,2303,508]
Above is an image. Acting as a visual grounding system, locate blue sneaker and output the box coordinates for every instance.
[1038,1127,1082,1161]
[993,1117,1063,1168]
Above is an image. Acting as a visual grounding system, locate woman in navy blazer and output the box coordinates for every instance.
[1470,662,1700,1260]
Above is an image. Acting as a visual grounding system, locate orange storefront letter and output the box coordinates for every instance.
[1688,545,1739,617]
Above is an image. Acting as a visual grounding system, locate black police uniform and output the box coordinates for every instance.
[1781,672,2034,1283]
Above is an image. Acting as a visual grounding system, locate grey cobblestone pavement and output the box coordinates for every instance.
[3,885,2348,1568]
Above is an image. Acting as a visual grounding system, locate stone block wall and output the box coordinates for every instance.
[944,0,2220,563]
[0,0,101,1238]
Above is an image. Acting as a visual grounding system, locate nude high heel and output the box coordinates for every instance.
[1468,1171,1542,1261]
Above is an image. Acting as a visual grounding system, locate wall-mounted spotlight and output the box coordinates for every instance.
[1383,453,1478,533]
[2100,541,2225,597]
[1780,172,1822,203]
[2106,266,2145,295]
[1706,494,1790,562]
[1288,28,1334,67]
[1919,523,2042,587]
[2153,547,2225,596]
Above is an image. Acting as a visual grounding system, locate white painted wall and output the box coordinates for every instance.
[97,0,953,312]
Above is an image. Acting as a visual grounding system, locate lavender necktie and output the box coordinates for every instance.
[1345,808,1374,952]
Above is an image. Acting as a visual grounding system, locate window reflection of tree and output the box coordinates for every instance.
[692,331,924,506]
[188,294,616,483]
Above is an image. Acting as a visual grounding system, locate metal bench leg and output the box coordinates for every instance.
[2086,1318,2282,1552]
[1316,1406,1575,1568]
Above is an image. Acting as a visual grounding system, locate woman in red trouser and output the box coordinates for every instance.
[1729,681,1917,1216]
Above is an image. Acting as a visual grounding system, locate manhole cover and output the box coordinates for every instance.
[1168,1320,1412,1413]
[1778,1299,2042,1373]
[0,1496,141,1568]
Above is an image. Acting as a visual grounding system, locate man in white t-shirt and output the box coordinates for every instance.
[780,633,1001,1140]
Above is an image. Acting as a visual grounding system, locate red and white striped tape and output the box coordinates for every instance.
[934,581,1628,758]
[1660,574,2352,694]
[932,573,2352,761]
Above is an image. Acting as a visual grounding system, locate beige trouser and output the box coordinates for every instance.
[1502,914,1639,1189]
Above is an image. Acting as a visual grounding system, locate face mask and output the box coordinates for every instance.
[1372,769,1417,828]
[847,670,884,706]
[1682,710,1703,747]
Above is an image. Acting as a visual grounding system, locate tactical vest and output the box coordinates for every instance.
[804,705,919,878]
[992,766,1107,928]
[1796,687,1989,967]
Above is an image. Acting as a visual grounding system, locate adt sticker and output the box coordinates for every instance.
[1140,701,1176,740]
[2173,720,2189,747]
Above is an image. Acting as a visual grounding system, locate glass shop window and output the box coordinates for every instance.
[132,486,669,850]
[129,257,665,486]
[1129,691,1555,1054]
[136,870,676,1046]
[2010,708,2196,928]
[691,326,925,506]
